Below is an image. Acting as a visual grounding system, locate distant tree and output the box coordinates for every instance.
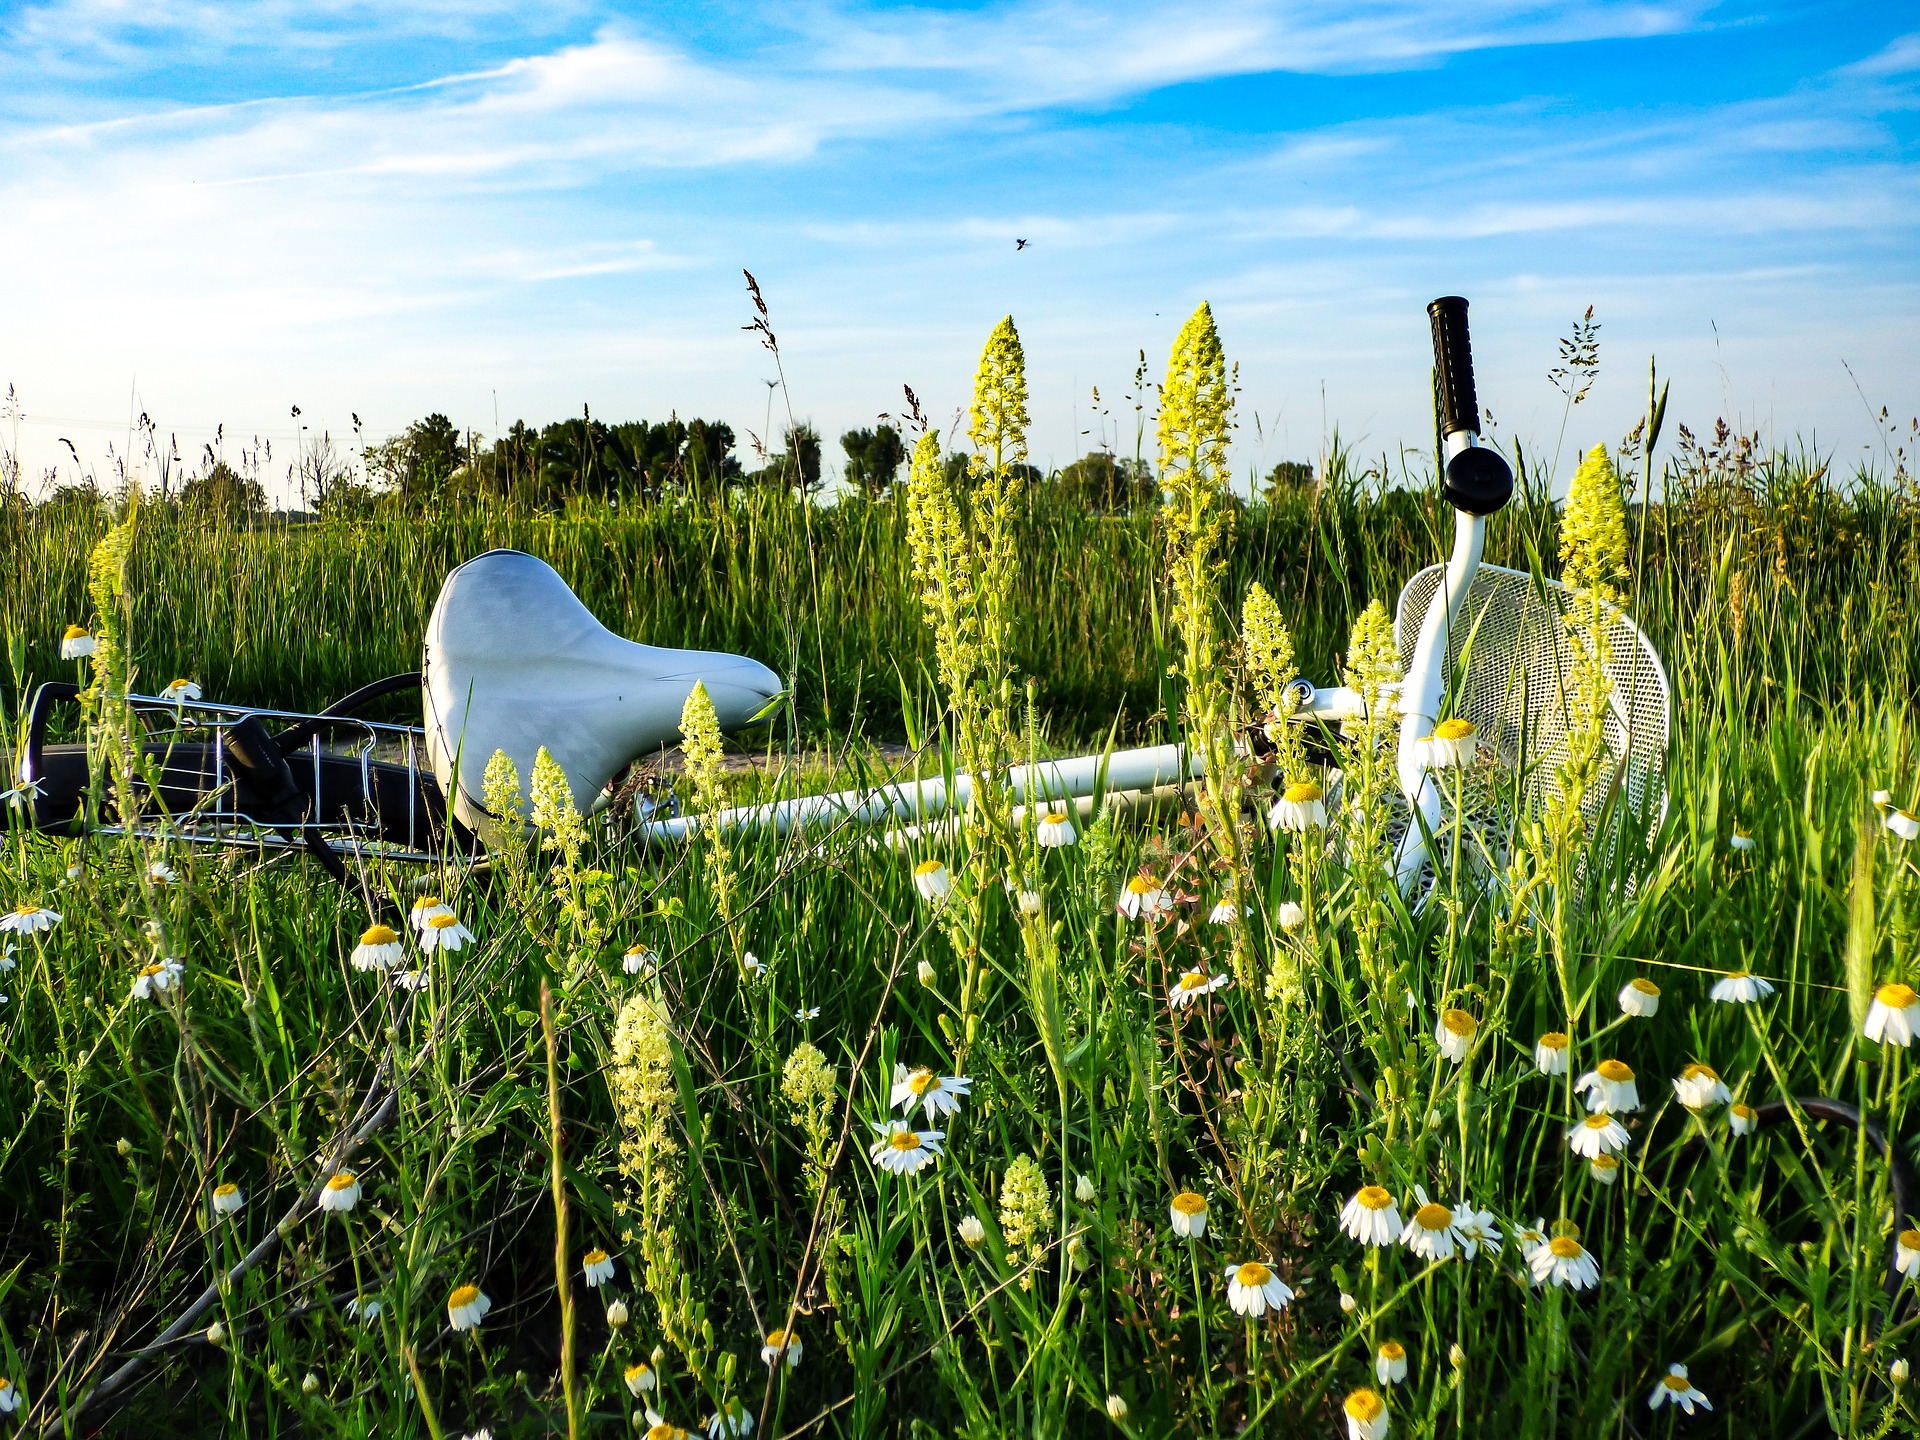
[683,419,742,494]
[367,413,469,501]
[749,423,823,493]
[1261,459,1315,502]
[841,425,906,498]
[1053,450,1156,514]
[178,461,267,521]
[941,450,1042,492]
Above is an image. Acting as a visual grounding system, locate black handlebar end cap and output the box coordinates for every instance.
[1444,445,1514,516]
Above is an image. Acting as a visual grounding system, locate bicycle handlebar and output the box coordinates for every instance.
[1427,295,1513,517]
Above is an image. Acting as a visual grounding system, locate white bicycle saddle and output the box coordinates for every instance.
[423,549,781,834]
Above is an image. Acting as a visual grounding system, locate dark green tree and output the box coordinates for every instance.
[841,425,906,498]
[1053,450,1156,514]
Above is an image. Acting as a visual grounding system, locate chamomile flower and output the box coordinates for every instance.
[1422,717,1477,769]
[1514,1219,1548,1265]
[1673,1063,1731,1111]
[1588,1154,1621,1186]
[1170,969,1229,1009]
[132,958,184,1001]
[625,1362,657,1396]
[1728,1103,1758,1137]
[794,1005,820,1021]
[761,1329,802,1369]
[351,924,404,971]
[345,1296,382,1323]
[1116,873,1170,920]
[1451,1201,1502,1259]
[1342,1387,1390,1440]
[1434,1009,1476,1064]
[409,896,453,929]
[1340,1186,1402,1247]
[419,912,473,953]
[1709,971,1775,1004]
[1276,900,1306,931]
[606,1300,629,1327]
[1618,977,1660,1018]
[447,1284,492,1331]
[0,1376,24,1413]
[890,1064,972,1120]
[1,902,61,935]
[1647,1364,1711,1415]
[1575,1059,1641,1114]
[1224,1261,1294,1317]
[1035,810,1077,847]
[212,1182,245,1216]
[1568,1113,1631,1158]
[1208,900,1239,925]
[1075,1174,1097,1204]
[1896,1230,1920,1280]
[708,1398,754,1438]
[1014,887,1043,916]
[624,944,658,976]
[1170,1191,1209,1238]
[868,1120,944,1176]
[582,1249,615,1287]
[60,625,95,659]
[1400,1188,1460,1262]
[644,1412,690,1440]
[1889,809,1920,843]
[0,944,13,973]
[393,970,428,992]
[1873,789,1893,807]
[916,959,937,987]
[1729,825,1755,852]
[1105,1395,1128,1421]
[956,1215,986,1247]
[1268,780,1327,833]
[0,780,43,811]
[743,951,765,976]
[1535,1031,1571,1075]
[159,678,202,702]
[1866,983,1920,1046]
[1530,1230,1600,1290]
[912,859,951,900]
[1376,1340,1408,1386]
[317,1171,362,1214]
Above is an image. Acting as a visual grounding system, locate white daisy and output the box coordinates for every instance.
[0,1377,24,1414]
[409,896,454,930]
[1514,1218,1548,1266]
[794,1005,820,1021]
[1672,1063,1731,1111]
[1170,1191,1209,1238]
[708,1398,753,1438]
[1075,1174,1097,1204]
[212,1182,244,1215]
[1268,780,1327,833]
[159,678,202,702]
[1568,1113,1631,1158]
[1339,1186,1402,1247]
[956,1214,986,1247]
[916,959,937,987]
[447,1283,492,1330]
[1035,809,1077,847]
[60,624,95,659]
[1897,1229,1920,1280]
[1,903,61,935]
[1224,1260,1294,1317]
[1534,1031,1571,1076]
[132,958,184,1001]
[1208,900,1239,925]
[1342,1387,1389,1440]
[1451,1201,1502,1259]
[1116,874,1170,920]
[1728,825,1755,852]
[0,944,13,973]
[1434,1009,1477,1064]
[868,1120,944,1176]
[1376,1340,1408,1386]
[1866,983,1920,1045]
[761,1328,803,1369]
[1530,1230,1600,1290]
[743,951,764,976]
[1709,971,1775,1004]
[1617,978,1660,1018]
[912,859,951,900]
[890,1064,972,1120]
[624,1362,657,1395]
[1889,809,1920,843]
[1275,900,1306,931]
[1400,1189,1460,1263]
[1872,789,1892,806]
[1105,1396,1127,1421]
[582,1249,616,1287]
[643,1408,687,1440]
[419,913,473,953]
[393,970,428,992]
[317,1171,362,1214]
[605,1300,629,1327]
[1422,717,1477,769]
[1575,1059,1641,1114]
[624,945,658,977]
[345,1295,382,1323]
[1588,1154,1621,1186]
[1728,1102,1758,1137]
[351,924,404,971]
[1014,888,1043,916]
[0,779,44,811]
[1647,1363,1711,1415]
[1170,969,1230,1009]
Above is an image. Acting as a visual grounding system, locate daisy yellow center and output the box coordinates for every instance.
[584,1248,607,1264]
[64,624,89,640]
[627,1363,650,1380]
[1549,1237,1584,1259]
[1127,876,1156,894]
[1415,1203,1452,1231]
[1682,1063,1719,1082]
[360,925,398,945]
[326,1172,356,1190]
[1434,717,1475,739]
[416,897,441,909]
[914,860,943,876]
[138,962,167,978]
[1442,1008,1476,1036]
[1878,983,1918,1009]
[448,1284,480,1308]
[1282,781,1322,804]
[1725,970,1751,979]
[907,1068,936,1095]
[1596,1059,1634,1082]
[1731,1103,1756,1119]
[1581,1115,1614,1131]
[1043,810,1067,825]
[1661,1373,1693,1393]
[214,1183,238,1197]
[646,1427,677,1440]
[1591,1155,1619,1171]
[1234,1261,1271,1286]
[1630,978,1659,995]
[1344,1390,1385,1422]
[427,913,459,930]
[1356,1185,1393,1211]
[1901,1230,1920,1251]
[1177,971,1209,992]
[1539,1031,1570,1050]
[14,903,40,915]
[1172,1191,1208,1215]
[1379,1341,1405,1360]
[169,678,190,689]
[766,1328,788,1346]
[888,1130,924,1152]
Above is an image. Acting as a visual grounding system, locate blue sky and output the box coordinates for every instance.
[0,0,1914,498]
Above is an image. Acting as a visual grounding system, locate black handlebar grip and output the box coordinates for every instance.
[1427,296,1479,437]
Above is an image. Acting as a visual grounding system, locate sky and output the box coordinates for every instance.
[0,0,1914,501]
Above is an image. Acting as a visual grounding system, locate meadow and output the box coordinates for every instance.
[2,311,1920,1440]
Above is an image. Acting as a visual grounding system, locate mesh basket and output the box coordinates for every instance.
[1395,562,1671,838]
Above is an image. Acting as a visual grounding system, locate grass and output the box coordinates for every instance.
[0,436,1918,1440]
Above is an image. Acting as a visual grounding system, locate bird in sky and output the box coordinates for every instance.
[1015,238,1028,250]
